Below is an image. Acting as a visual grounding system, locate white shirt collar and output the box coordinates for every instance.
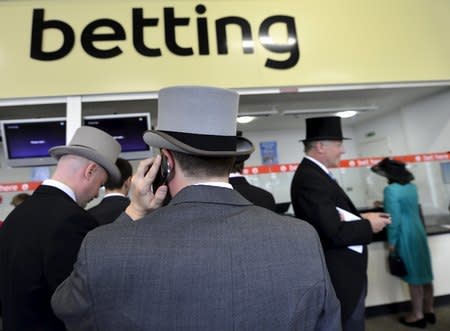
[193,182,233,189]
[104,192,127,198]
[42,179,77,202]
[304,155,331,175]
[229,172,244,178]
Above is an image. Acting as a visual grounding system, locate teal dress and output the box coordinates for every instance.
[384,183,433,285]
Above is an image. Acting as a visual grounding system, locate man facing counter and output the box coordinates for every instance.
[290,116,391,331]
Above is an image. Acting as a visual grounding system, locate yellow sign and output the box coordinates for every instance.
[1,0,450,99]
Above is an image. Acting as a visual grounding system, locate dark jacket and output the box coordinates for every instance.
[229,176,276,211]
[0,185,98,331]
[290,157,372,322]
[88,195,130,225]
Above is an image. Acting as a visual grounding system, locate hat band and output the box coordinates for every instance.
[160,130,237,151]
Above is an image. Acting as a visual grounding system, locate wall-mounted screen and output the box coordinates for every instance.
[1,118,66,167]
[83,113,151,160]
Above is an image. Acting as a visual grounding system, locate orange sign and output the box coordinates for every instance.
[0,181,42,193]
[243,152,450,175]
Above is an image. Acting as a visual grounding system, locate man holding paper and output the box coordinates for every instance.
[290,116,391,331]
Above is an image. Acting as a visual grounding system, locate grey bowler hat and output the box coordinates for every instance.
[49,126,121,182]
[143,86,254,156]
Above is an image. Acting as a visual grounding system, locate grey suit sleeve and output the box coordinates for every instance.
[314,272,342,330]
[314,238,342,331]
[51,236,97,331]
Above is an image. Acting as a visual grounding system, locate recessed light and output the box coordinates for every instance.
[336,110,358,118]
[237,116,256,124]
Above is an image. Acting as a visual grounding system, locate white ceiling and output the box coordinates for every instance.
[236,85,450,131]
[0,84,448,132]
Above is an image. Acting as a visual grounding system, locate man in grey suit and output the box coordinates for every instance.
[52,86,341,330]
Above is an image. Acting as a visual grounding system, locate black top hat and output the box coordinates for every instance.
[371,158,414,183]
[302,116,350,142]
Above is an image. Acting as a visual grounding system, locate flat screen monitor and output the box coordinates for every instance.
[83,113,151,160]
[1,118,67,167]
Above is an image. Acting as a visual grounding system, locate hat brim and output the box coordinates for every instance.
[49,145,121,183]
[370,166,389,178]
[371,164,414,182]
[301,136,351,142]
[143,130,254,157]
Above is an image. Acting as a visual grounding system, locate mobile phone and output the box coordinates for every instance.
[152,155,173,206]
[152,154,171,192]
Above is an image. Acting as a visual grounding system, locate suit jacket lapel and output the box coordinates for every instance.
[302,158,360,215]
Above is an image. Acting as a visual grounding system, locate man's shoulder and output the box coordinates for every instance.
[87,199,105,213]
[293,160,328,184]
[237,205,319,236]
[272,213,318,232]
[297,158,324,172]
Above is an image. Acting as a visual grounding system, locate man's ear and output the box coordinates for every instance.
[85,162,98,180]
[123,176,132,190]
[161,149,174,170]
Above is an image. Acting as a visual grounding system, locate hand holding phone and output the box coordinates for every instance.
[125,155,169,220]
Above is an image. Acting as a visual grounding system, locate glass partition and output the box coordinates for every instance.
[244,157,450,227]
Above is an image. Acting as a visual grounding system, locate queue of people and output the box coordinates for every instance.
[0,85,436,330]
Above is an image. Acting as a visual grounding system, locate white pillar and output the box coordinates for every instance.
[66,96,82,142]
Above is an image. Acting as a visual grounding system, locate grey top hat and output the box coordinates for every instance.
[49,126,121,183]
[144,86,255,156]
[303,116,350,142]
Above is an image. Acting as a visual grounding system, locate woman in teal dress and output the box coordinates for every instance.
[372,158,435,328]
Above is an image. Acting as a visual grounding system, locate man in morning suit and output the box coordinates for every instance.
[0,126,120,331]
[290,116,391,331]
[88,157,132,225]
[229,132,276,211]
[52,86,341,330]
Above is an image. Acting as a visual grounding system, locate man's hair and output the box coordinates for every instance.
[388,177,412,186]
[232,160,245,174]
[105,158,132,190]
[11,193,30,207]
[304,140,342,153]
[303,140,318,153]
[171,151,235,178]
